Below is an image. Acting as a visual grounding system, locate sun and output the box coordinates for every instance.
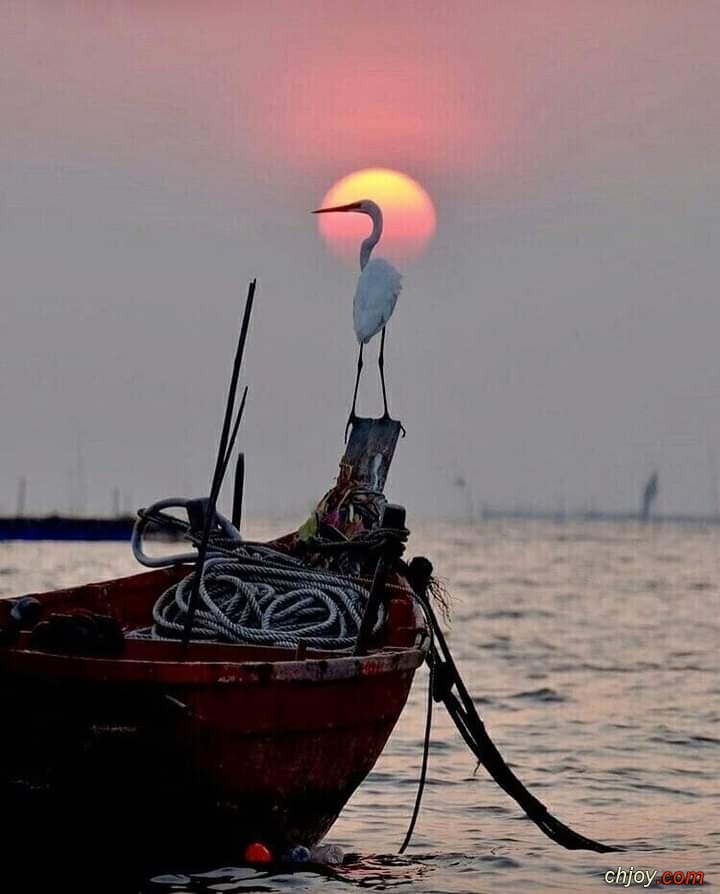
[316,168,436,265]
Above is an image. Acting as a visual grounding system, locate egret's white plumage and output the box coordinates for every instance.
[353,257,402,344]
[312,197,404,431]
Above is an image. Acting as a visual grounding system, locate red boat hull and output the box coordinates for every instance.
[0,567,426,864]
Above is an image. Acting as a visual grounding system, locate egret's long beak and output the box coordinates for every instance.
[312,201,362,214]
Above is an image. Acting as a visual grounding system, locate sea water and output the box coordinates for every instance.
[1,519,717,892]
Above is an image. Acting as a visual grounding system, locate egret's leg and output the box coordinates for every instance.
[345,343,364,442]
[379,327,389,417]
[351,342,364,417]
[379,327,406,436]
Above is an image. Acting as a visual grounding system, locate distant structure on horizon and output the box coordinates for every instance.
[15,477,27,517]
[641,471,659,522]
[452,472,475,523]
[3,476,138,540]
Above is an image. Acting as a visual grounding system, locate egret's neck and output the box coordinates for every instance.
[359,210,383,270]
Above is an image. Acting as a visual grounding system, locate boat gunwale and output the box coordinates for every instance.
[0,639,426,685]
[0,559,429,684]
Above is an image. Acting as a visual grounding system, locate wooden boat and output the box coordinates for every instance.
[0,566,425,856]
[0,419,426,874]
[0,431,617,877]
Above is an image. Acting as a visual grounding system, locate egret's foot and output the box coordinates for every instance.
[380,412,406,438]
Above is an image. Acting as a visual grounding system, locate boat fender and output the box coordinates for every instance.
[244,842,273,864]
[283,845,311,863]
[0,596,42,646]
[29,611,125,657]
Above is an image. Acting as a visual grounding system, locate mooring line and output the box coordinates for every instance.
[403,568,619,854]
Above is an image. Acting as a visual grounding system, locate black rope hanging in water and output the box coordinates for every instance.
[401,556,620,855]
[399,639,435,854]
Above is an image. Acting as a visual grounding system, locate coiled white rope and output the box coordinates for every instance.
[129,501,379,650]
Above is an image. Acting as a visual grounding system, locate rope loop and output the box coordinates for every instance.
[131,546,381,650]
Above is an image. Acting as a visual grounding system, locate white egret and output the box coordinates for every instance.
[312,199,403,438]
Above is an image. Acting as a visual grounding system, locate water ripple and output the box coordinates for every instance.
[2,520,718,892]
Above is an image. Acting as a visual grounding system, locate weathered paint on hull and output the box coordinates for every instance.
[0,668,417,851]
[0,568,426,868]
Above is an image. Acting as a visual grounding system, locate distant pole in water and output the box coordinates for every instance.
[73,436,88,516]
[706,445,720,519]
[16,477,27,517]
[641,471,659,522]
[453,473,475,524]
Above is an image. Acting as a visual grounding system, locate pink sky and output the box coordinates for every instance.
[5,2,716,188]
[2,2,720,517]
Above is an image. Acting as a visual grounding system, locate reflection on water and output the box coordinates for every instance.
[1,519,718,892]
[142,855,432,892]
